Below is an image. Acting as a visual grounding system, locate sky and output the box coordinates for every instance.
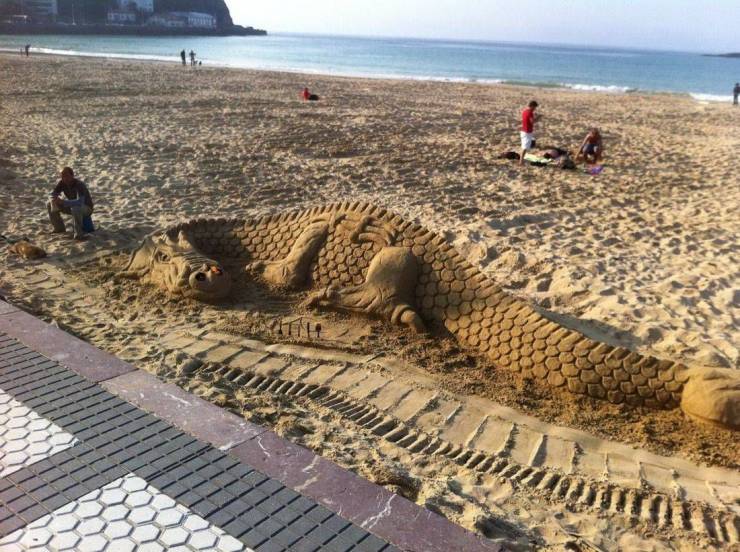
[226,0,738,53]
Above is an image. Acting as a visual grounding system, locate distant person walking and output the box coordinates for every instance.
[189,50,196,66]
[519,100,541,165]
[47,167,94,241]
[24,44,30,57]
[734,83,740,105]
[180,49,186,66]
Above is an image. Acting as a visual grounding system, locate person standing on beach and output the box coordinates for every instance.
[24,44,30,57]
[734,83,740,105]
[519,100,540,165]
[189,50,196,66]
[180,49,186,66]
[47,167,94,241]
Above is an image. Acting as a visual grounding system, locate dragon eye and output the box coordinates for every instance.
[155,252,171,263]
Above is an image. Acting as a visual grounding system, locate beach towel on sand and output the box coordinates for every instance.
[523,153,552,166]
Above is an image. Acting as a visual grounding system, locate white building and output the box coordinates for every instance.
[21,0,58,20]
[117,0,154,13]
[145,13,186,28]
[171,11,217,29]
[107,10,137,24]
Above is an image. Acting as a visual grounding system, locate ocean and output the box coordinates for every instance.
[1,33,738,101]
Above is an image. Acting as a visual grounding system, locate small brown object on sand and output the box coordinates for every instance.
[9,241,47,260]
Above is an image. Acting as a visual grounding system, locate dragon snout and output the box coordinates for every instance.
[187,264,231,299]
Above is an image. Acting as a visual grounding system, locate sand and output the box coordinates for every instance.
[0,53,738,550]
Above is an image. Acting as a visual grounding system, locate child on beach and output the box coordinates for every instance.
[519,100,541,165]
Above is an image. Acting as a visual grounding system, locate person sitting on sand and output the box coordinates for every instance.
[542,147,568,160]
[543,147,577,169]
[302,87,320,101]
[48,167,94,241]
[576,128,604,164]
[519,100,541,166]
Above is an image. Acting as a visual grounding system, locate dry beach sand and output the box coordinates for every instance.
[0,53,739,550]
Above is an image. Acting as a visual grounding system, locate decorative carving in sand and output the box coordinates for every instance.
[123,202,740,431]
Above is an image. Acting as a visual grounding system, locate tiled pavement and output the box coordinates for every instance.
[0,390,78,479]
[0,300,501,552]
[1,474,245,551]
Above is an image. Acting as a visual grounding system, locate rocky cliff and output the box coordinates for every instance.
[16,0,265,35]
[54,0,233,29]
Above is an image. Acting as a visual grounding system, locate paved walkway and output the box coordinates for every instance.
[0,300,500,552]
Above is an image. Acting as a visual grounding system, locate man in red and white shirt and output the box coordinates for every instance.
[520,100,541,165]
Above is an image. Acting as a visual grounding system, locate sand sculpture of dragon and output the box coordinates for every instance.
[122,202,739,431]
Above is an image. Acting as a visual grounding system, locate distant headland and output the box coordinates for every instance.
[703,53,740,58]
[0,0,266,36]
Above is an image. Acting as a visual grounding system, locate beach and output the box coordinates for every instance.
[1,53,739,550]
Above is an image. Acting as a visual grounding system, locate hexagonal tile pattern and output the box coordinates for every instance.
[0,389,78,477]
[0,473,250,551]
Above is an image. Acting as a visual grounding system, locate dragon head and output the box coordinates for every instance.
[122,230,231,301]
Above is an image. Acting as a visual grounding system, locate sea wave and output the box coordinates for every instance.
[562,83,635,93]
[212,59,506,84]
[498,80,635,93]
[0,46,174,63]
[0,44,728,101]
[0,45,500,84]
[0,46,647,94]
[689,93,733,103]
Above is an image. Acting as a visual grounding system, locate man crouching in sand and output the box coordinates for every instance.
[48,167,94,240]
